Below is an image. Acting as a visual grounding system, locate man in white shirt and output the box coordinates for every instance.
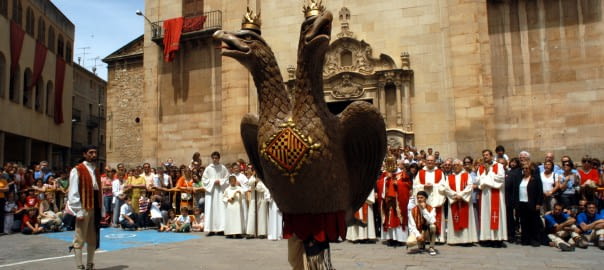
[140,163,156,193]
[119,196,138,230]
[408,191,437,255]
[67,145,102,270]
[111,173,124,227]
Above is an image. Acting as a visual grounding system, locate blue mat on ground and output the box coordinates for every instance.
[43,227,202,251]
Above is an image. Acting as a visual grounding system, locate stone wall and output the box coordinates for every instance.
[488,0,604,159]
[105,59,144,168]
[128,0,604,166]
[260,0,490,158]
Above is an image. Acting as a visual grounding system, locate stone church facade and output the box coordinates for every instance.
[103,0,604,167]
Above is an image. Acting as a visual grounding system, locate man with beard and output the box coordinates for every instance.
[68,146,102,270]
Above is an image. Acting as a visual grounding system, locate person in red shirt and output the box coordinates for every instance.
[22,208,44,234]
[579,157,600,202]
[25,189,39,209]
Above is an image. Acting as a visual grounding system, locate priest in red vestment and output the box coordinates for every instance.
[478,149,507,248]
[376,155,412,245]
[444,159,478,244]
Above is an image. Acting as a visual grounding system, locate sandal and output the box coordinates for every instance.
[428,247,437,256]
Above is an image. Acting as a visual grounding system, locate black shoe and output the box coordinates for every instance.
[492,241,506,248]
[216,231,224,236]
[207,232,215,236]
[574,237,588,249]
[598,238,604,250]
[530,241,541,247]
[479,241,492,247]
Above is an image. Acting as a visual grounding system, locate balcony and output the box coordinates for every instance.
[151,10,222,44]
[86,115,100,129]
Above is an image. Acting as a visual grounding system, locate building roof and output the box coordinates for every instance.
[73,63,107,84]
[102,35,144,63]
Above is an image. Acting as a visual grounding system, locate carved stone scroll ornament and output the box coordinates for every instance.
[330,74,364,99]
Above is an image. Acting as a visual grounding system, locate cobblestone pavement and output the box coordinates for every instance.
[0,231,602,270]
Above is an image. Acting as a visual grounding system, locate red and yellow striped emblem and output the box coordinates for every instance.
[264,127,310,172]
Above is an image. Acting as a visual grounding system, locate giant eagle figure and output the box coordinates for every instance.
[214,1,386,268]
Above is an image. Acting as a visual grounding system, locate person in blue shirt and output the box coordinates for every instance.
[555,156,577,175]
[538,152,561,173]
[576,202,604,249]
[544,203,582,251]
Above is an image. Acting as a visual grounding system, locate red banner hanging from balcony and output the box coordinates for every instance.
[10,21,25,72]
[183,15,206,33]
[54,57,66,125]
[28,41,48,92]
[163,17,184,62]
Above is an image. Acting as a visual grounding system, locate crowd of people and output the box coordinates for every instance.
[1,145,603,256]
[354,145,604,255]
[0,151,284,241]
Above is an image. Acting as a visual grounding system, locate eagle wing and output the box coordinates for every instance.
[339,101,387,213]
[240,113,265,180]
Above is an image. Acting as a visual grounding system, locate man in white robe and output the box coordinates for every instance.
[413,155,447,243]
[444,159,478,244]
[245,171,268,238]
[266,188,282,241]
[231,163,249,232]
[347,189,377,243]
[223,175,245,237]
[202,151,229,235]
[478,149,507,247]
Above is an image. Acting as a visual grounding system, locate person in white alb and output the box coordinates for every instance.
[223,175,245,237]
[68,146,102,270]
[347,189,377,243]
[266,188,282,241]
[443,159,478,245]
[245,167,268,238]
[477,149,507,248]
[231,163,249,232]
[202,151,229,236]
